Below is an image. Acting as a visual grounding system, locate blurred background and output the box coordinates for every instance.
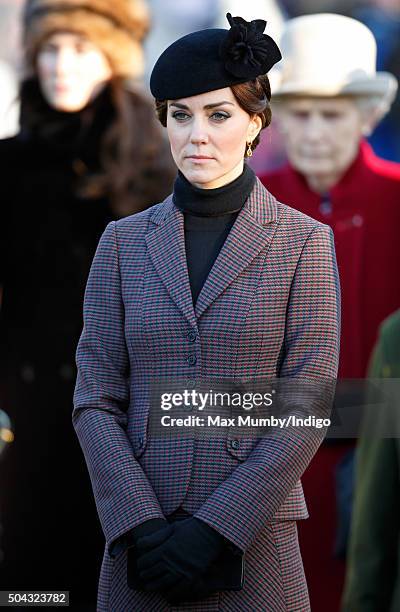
[1,1,399,163]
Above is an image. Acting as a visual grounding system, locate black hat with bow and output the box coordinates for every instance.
[150,13,282,99]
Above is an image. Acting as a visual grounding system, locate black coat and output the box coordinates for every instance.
[0,85,175,608]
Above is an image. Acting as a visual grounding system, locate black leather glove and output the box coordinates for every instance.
[128,518,169,547]
[126,518,171,590]
[136,517,225,600]
[163,573,216,605]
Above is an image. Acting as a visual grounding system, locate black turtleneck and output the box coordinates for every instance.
[173,164,256,304]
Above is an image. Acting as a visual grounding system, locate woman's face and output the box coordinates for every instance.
[37,32,112,112]
[276,96,371,191]
[166,87,261,189]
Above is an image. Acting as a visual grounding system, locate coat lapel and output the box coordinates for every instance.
[195,178,279,319]
[145,179,280,326]
[145,196,197,329]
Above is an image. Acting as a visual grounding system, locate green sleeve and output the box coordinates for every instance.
[342,338,400,611]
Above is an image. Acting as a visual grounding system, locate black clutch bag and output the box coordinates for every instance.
[127,518,245,592]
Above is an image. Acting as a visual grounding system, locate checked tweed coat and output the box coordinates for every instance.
[73,177,340,611]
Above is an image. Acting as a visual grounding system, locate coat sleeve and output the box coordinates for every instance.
[73,221,164,558]
[195,224,341,552]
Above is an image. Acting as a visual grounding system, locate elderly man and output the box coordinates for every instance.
[261,13,400,612]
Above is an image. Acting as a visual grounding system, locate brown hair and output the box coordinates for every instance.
[155,74,272,155]
[19,76,175,216]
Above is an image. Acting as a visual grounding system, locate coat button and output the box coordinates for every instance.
[231,439,240,450]
[186,378,196,388]
[187,355,197,366]
[138,436,144,448]
[187,330,197,342]
[319,200,332,216]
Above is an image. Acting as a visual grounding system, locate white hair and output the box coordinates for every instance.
[353,94,392,125]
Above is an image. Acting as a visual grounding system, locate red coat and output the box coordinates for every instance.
[261,140,400,378]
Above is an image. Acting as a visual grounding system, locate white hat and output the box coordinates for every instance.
[272,13,398,106]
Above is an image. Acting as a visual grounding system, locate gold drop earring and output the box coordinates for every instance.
[246,141,253,157]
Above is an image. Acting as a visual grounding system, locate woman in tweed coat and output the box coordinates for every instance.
[73,13,340,611]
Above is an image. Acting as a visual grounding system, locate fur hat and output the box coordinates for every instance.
[23,0,150,79]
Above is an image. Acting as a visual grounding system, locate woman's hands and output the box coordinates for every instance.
[135,517,225,603]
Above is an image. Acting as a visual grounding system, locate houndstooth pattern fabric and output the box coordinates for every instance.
[73,178,340,610]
